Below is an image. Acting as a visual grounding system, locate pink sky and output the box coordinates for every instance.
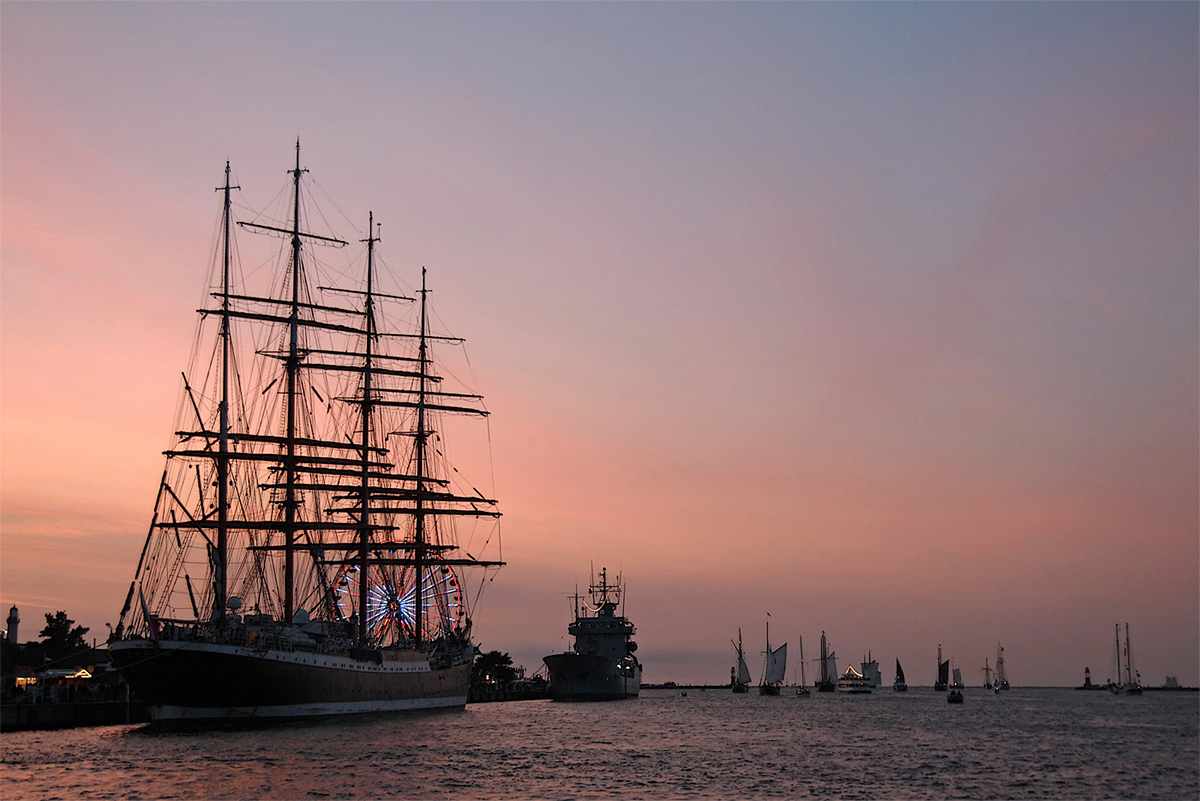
[2,3,1196,685]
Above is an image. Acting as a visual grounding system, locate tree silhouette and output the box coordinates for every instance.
[39,611,89,661]
[472,650,517,686]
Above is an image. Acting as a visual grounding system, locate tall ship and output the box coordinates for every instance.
[995,643,1011,691]
[543,568,641,701]
[109,145,505,722]
[814,631,836,692]
[731,628,751,693]
[860,651,882,688]
[758,617,786,696]
[795,636,810,697]
[934,644,949,691]
[1109,623,1142,695]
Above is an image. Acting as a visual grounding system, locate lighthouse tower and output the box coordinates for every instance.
[5,605,18,643]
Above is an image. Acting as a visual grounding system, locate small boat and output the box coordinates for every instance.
[836,664,872,693]
[795,636,810,697]
[1109,623,1142,696]
[982,657,994,690]
[934,644,949,691]
[758,617,786,696]
[951,666,963,689]
[731,628,751,693]
[893,659,907,692]
[948,689,964,704]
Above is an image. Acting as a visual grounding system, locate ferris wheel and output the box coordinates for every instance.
[334,558,462,645]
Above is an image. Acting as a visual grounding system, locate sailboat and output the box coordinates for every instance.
[814,631,836,692]
[1109,623,1142,696]
[731,628,751,693]
[795,636,810,697]
[860,651,882,688]
[951,665,963,689]
[982,657,994,690]
[759,618,787,696]
[893,659,907,692]
[934,644,949,691]
[995,643,1010,691]
[109,145,505,722]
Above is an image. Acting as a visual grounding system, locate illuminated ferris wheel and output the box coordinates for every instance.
[334,558,462,645]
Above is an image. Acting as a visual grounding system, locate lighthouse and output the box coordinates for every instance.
[5,605,18,643]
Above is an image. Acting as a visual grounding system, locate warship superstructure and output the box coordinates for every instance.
[543,568,641,701]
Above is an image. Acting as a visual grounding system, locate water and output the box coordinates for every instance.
[3,688,1197,799]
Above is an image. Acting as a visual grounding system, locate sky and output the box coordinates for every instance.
[2,2,1196,686]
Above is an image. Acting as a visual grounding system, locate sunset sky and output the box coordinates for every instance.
[2,3,1196,686]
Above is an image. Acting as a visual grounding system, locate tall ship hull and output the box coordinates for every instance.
[543,653,641,702]
[544,567,641,702]
[110,640,470,720]
[109,146,505,724]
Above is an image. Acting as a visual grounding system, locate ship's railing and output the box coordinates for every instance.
[136,620,471,662]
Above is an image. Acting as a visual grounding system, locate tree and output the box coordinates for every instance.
[39,611,89,662]
[472,650,517,686]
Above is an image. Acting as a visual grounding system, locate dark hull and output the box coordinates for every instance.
[543,653,640,701]
[110,639,469,721]
[1,701,149,731]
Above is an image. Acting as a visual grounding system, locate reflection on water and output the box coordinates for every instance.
[2,689,1197,799]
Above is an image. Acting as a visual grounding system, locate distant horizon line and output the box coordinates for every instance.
[639,683,1199,691]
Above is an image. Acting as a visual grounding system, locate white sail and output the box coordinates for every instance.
[737,654,752,685]
[952,667,962,687]
[825,651,838,682]
[766,643,788,686]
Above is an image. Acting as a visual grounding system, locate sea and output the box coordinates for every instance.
[2,688,1197,799]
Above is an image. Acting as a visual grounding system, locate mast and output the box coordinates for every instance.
[215,161,238,622]
[1124,622,1133,685]
[357,212,379,642]
[284,139,307,623]
[1114,623,1121,684]
[762,616,771,686]
[413,267,430,645]
[799,636,806,686]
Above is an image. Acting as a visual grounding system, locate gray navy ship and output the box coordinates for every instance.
[543,567,641,701]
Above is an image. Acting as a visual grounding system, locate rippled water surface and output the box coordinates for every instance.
[3,688,1197,799]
